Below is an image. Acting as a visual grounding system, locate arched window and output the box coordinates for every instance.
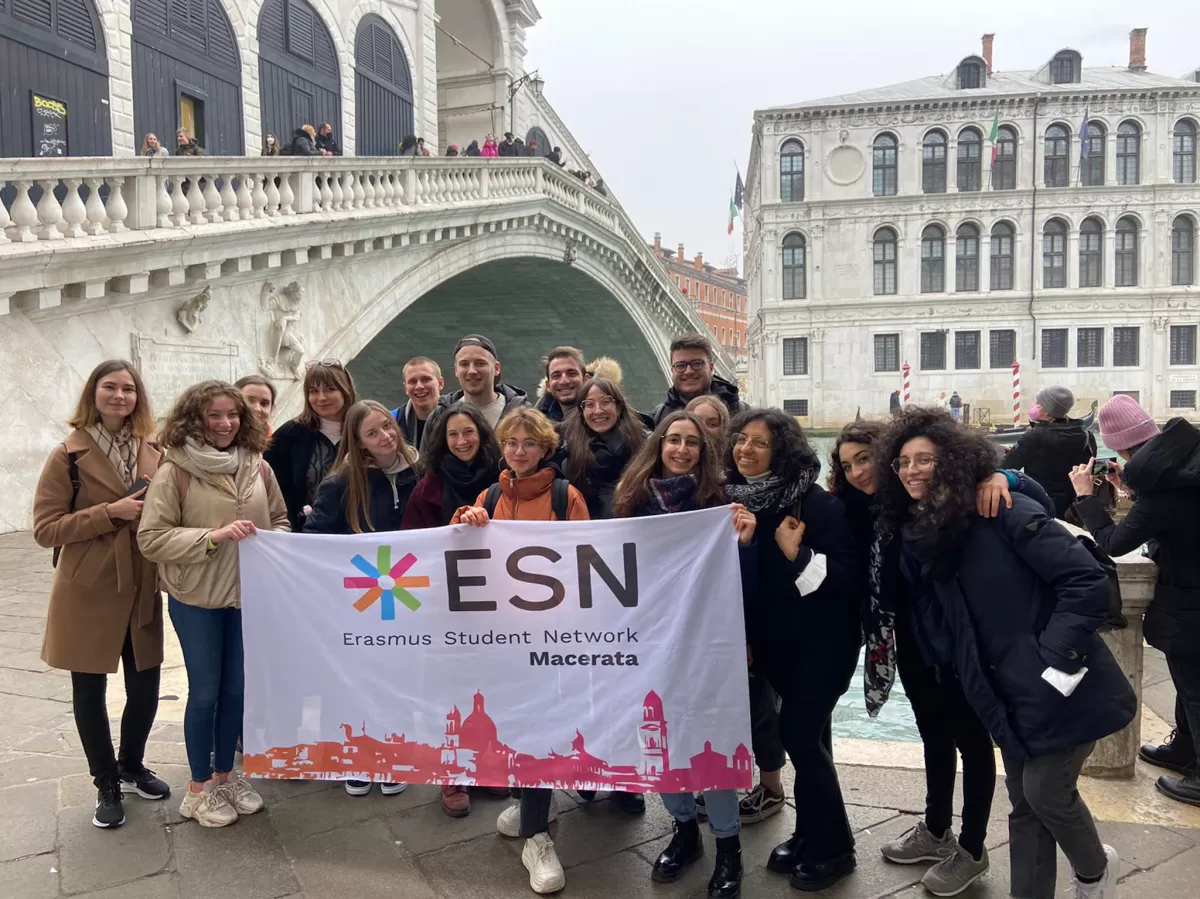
[1080,218,1103,288]
[958,58,985,90]
[355,14,414,156]
[1043,219,1068,288]
[1174,120,1197,184]
[1117,121,1141,185]
[873,133,898,197]
[1116,216,1139,287]
[993,125,1017,190]
[920,225,945,293]
[257,0,341,146]
[1173,215,1196,286]
[1050,50,1081,84]
[873,227,898,295]
[956,224,980,291]
[782,232,806,300]
[1044,124,1070,187]
[957,127,982,191]
[1081,122,1105,186]
[991,222,1015,290]
[780,140,805,202]
[922,131,947,194]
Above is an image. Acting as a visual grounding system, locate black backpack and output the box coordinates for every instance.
[51,451,81,568]
[482,478,570,521]
[1075,533,1126,630]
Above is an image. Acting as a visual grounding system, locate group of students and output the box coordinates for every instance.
[33,328,1184,899]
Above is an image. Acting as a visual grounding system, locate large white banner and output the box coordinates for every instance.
[240,506,753,793]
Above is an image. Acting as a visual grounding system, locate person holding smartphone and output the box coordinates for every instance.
[32,360,167,830]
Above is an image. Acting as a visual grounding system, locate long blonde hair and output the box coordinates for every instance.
[68,360,156,437]
[333,401,418,533]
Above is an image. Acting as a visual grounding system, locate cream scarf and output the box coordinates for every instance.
[182,438,243,477]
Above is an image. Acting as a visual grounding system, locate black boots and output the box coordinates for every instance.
[614,791,646,815]
[767,833,805,874]
[709,836,743,899]
[1156,773,1200,807]
[789,851,857,892]
[652,818,703,883]
[1140,729,1197,776]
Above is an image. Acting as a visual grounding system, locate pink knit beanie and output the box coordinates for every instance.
[1097,394,1158,451]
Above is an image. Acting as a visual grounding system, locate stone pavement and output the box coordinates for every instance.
[2,530,1199,899]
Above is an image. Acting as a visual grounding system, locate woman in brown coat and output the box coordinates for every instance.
[32,360,168,831]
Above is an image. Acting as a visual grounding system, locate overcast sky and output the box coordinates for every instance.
[526,0,1200,274]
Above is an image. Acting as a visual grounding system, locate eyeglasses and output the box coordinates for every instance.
[671,360,710,373]
[582,396,616,411]
[305,358,344,371]
[503,439,542,453]
[662,434,703,449]
[732,433,770,451]
[892,454,937,474]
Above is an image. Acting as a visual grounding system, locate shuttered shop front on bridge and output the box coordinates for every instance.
[258,0,341,148]
[354,13,414,156]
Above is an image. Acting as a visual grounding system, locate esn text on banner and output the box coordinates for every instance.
[239,506,753,793]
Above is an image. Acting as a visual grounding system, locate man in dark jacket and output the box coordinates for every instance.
[535,346,589,423]
[389,356,448,452]
[1003,385,1096,518]
[175,130,203,156]
[548,147,564,166]
[316,123,340,156]
[289,126,319,156]
[498,132,517,156]
[650,333,748,426]
[1070,395,1200,807]
[424,335,529,437]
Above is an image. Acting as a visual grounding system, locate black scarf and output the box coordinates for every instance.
[724,467,816,516]
[439,455,496,520]
[588,432,632,491]
[639,475,698,516]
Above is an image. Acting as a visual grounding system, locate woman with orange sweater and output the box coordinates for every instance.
[453,406,587,894]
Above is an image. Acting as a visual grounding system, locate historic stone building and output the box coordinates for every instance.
[744,29,1200,426]
[648,233,748,366]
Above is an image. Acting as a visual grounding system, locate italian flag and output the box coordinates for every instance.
[727,195,739,235]
[988,111,1001,166]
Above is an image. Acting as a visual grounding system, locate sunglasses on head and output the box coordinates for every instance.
[305,358,344,371]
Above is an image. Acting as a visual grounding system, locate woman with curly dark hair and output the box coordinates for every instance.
[879,407,1134,899]
[560,378,647,520]
[402,402,502,532]
[722,408,861,892]
[139,381,290,829]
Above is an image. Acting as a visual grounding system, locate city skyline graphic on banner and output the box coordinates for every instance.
[244,689,752,793]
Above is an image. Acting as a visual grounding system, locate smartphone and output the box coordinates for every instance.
[123,476,151,498]
[1092,458,1116,477]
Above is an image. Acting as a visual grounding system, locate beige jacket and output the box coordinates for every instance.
[138,447,290,609]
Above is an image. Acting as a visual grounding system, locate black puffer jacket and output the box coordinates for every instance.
[289,129,318,156]
[1003,420,1096,517]
[1075,418,1200,649]
[304,466,418,534]
[902,489,1136,759]
[650,375,748,426]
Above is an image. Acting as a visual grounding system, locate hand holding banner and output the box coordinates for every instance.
[240,507,753,794]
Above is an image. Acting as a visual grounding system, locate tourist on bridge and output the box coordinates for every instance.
[139,380,291,829]
[881,407,1132,899]
[1004,385,1096,518]
[140,133,169,157]
[260,133,280,156]
[288,125,319,157]
[498,131,517,156]
[612,410,757,899]
[399,134,419,156]
[454,407,589,895]
[32,360,167,830]
[481,134,499,157]
[465,140,482,157]
[390,356,448,452]
[265,359,358,532]
[425,334,528,434]
[536,345,589,423]
[829,421,1036,897]
[445,144,459,156]
[418,137,432,156]
[235,376,275,438]
[175,128,203,156]
[316,122,340,156]
[724,408,861,892]
[305,400,419,799]
[650,333,748,426]
[1069,395,1200,808]
[403,403,501,534]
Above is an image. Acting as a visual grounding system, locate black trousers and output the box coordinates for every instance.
[519,787,554,838]
[70,629,161,787]
[749,668,785,773]
[896,619,996,859]
[1166,644,1200,765]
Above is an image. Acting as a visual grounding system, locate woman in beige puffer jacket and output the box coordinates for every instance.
[139,380,289,829]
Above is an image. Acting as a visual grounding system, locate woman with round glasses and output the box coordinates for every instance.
[265,359,357,531]
[452,406,587,895]
[559,378,647,520]
[723,408,861,893]
[878,407,1132,899]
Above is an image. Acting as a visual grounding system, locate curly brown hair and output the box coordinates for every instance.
[612,411,725,517]
[826,420,887,494]
[158,380,269,452]
[876,407,998,538]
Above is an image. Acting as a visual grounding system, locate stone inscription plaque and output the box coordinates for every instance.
[131,335,238,415]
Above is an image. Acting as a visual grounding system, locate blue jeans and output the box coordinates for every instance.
[168,597,244,783]
[661,790,740,838]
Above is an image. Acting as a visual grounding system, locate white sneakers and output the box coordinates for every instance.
[521,832,566,894]
[220,775,264,815]
[496,795,559,838]
[1074,845,1120,899]
[178,776,264,828]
